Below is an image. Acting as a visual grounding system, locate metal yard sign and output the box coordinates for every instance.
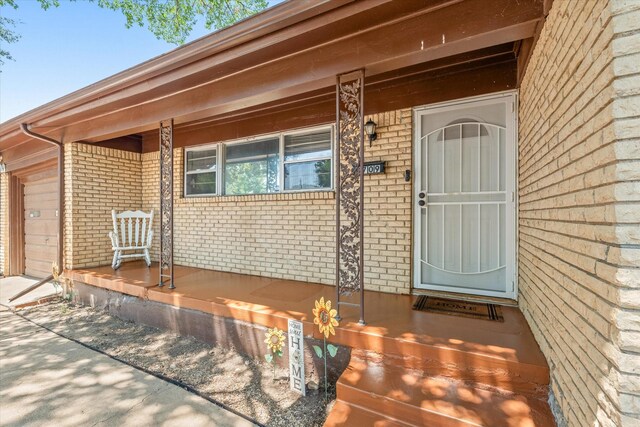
[288,319,306,396]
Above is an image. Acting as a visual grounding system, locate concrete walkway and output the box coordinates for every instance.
[0,307,255,427]
[0,276,60,309]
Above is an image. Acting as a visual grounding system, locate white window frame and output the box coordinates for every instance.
[281,125,334,193]
[184,144,220,197]
[183,125,334,198]
[223,133,282,195]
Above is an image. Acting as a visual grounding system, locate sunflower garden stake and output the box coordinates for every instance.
[264,327,285,381]
[312,297,339,401]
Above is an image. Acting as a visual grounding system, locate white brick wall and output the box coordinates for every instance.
[518,0,640,425]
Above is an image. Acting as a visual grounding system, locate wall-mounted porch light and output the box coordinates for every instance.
[364,118,377,147]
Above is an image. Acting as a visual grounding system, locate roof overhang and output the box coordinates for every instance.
[0,0,544,164]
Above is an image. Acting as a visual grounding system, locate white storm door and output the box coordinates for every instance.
[413,92,517,299]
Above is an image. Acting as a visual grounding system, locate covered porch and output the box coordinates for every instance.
[2,0,559,424]
[66,261,554,426]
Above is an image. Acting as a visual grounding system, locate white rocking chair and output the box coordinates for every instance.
[109,209,154,270]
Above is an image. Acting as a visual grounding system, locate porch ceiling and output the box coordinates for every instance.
[0,0,544,159]
[140,42,519,152]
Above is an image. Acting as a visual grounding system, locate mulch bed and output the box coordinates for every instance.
[18,301,336,427]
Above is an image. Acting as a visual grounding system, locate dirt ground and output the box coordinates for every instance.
[17,301,336,427]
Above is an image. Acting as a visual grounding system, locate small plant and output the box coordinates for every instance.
[52,262,76,303]
[52,262,61,282]
[264,327,285,380]
[52,262,65,297]
[312,297,339,401]
[59,303,69,315]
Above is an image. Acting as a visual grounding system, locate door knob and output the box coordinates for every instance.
[418,200,426,206]
[419,192,426,199]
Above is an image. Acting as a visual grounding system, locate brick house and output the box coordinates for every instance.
[0,0,638,426]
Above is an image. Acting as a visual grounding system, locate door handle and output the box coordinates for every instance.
[418,200,426,207]
[419,192,426,199]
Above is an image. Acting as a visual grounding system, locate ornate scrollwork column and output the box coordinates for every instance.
[159,119,174,289]
[335,70,365,325]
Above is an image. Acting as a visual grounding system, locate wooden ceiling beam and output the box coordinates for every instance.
[141,43,516,137]
[141,55,517,152]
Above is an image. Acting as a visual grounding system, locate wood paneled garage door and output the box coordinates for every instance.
[23,176,58,278]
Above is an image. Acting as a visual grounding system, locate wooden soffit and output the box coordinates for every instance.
[140,43,518,152]
[0,0,544,153]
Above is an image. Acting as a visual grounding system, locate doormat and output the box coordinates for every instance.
[412,296,504,322]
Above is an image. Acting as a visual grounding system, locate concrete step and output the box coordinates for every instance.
[332,350,555,427]
[324,401,412,427]
[366,342,549,398]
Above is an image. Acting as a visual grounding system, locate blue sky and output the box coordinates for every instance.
[0,0,280,123]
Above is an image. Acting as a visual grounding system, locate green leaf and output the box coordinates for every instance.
[312,345,323,358]
[327,344,338,358]
[264,353,273,363]
[276,350,283,358]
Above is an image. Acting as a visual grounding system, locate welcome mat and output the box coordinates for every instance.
[412,296,504,322]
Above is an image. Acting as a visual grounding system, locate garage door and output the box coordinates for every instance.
[23,177,58,278]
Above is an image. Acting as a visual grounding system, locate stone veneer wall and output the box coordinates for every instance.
[518,0,639,426]
[0,173,8,275]
[64,143,143,269]
[142,108,413,294]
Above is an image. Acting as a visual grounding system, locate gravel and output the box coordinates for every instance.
[18,301,336,427]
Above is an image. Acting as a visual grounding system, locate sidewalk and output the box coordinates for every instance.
[0,306,255,427]
[0,276,59,309]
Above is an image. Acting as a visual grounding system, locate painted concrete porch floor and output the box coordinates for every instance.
[67,262,548,385]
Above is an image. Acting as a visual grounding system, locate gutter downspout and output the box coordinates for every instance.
[8,124,64,302]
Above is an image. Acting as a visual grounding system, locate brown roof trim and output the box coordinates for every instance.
[0,0,352,131]
[0,0,544,157]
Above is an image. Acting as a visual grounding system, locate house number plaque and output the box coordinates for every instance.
[288,319,306,396]
[363,161,385,175]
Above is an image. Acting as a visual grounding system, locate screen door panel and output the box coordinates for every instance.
[415,94,515,297]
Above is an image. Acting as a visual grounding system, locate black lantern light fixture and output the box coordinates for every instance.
[364,118,377,147]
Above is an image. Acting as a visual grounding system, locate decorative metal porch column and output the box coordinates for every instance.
[159,119,175,289]
[335,70,365,325]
